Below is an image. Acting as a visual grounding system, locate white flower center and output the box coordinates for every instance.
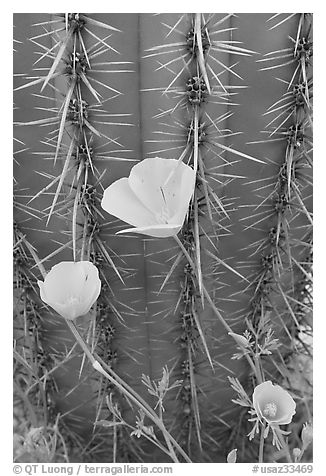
[263,402,277,418]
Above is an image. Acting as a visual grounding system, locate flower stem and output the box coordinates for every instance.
[174,234,265,377]
[259,421,266,463]
[254,354,264,384]
[65,319,192,463]
[96,355,192,463]
[175,235,268,387]
[246,353,260,380]
[277,430,292,463]
[93,361,179,463]
[65,318,96,364]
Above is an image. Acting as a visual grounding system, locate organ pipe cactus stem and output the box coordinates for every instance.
[13,12,312,462]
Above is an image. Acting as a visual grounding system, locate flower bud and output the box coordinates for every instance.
[38,261,101,320]
[227,448,237,463]
[301,422,313,449]
[293,447,301,461]
[228,332,250,348]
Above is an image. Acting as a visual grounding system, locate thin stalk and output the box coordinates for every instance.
[95,355,192,463]
[65,319,192,463]
[254,354,264,384]
[277,430,292,463]
[113,415,117,463]
[92,366,179,463]
[242,351,260,381]
[259,421,266,463]
[175,231,272,383]
[112,416,176,459]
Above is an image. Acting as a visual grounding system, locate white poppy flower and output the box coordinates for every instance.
[38,261,101,320]
[101,157,196,238]
[253,381,296,426]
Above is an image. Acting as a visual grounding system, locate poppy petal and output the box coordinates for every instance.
[169,164,196,224]
[76,261,101,303]
[41,262,87,303]
[48,300,80,320]
[161,160,195,217]
[101,177,157,228]
[128,158,177,215]
[116,223,182,238]
[38,280,48,303]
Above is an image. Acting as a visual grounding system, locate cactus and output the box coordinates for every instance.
[13,13,312,463]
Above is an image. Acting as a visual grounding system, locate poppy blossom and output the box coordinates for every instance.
[101,157,195,238]
[38,261,101,320]
[252,381,296,426]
